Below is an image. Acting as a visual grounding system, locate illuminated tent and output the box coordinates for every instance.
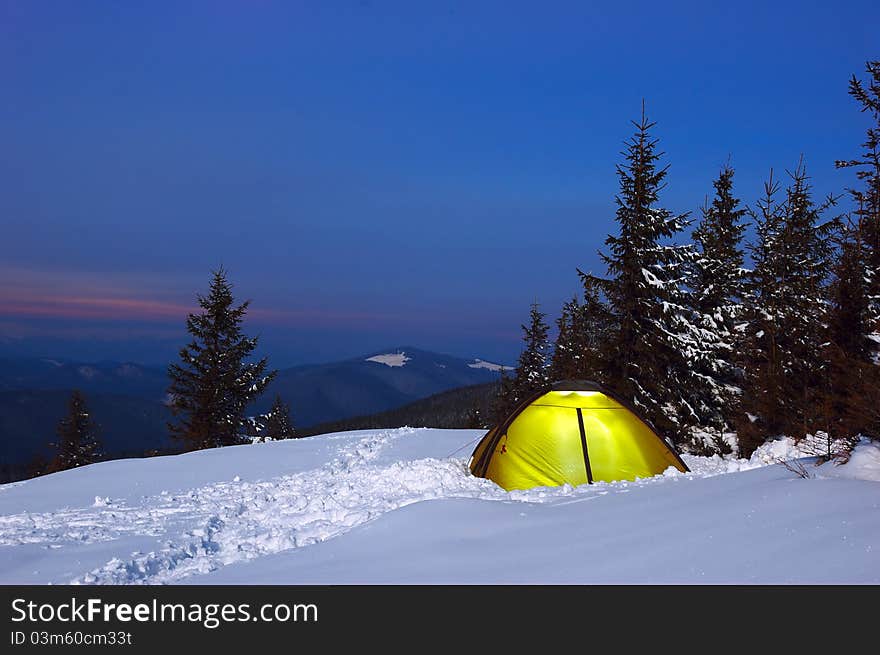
[469,380,688,490]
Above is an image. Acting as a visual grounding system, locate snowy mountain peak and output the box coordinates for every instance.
[468,358,506,372]
[366,352,411,368]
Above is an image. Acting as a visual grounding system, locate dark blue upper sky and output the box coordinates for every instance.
[1,1,877,366]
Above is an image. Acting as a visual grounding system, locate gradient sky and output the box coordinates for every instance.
[1,1,878,367]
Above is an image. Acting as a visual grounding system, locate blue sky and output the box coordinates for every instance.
[1,1,877,366]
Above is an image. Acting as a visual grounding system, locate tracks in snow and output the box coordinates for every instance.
[72,429,509,584]
[0,428,746,585]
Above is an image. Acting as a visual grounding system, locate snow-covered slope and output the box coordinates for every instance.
[0,429,878,585]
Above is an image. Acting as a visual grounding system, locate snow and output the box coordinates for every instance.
[467,359,506,372]
[77,365,99,379]
[0,428,878,584]
[640,267,664,288]
[818,439,880,483]
[870,333,880,364]
[365,352,411,367]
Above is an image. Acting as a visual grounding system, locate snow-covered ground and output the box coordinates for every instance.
[0,428,878,585]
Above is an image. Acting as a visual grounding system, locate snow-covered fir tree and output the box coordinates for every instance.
[688,164,747,449]
[827,222,873,364]
[550,296,584,381]
[262,394,296,441]
[51,390,102,471]
[577,275,616,384]
[167,268,277,451]
[491,367,514,425]
[507,302,551,408]
[550,282,613,382]
[464,402,486,430]
[823,221,876,443]
[737,163,836,456]
[828,59,880,444]
[692,165,747,343]
[580,105,715,445]
[736,174,789,454]
[775,162,836,435]
[835,60,880,349]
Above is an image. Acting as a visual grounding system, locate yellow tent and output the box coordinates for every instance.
[469,380,688,490]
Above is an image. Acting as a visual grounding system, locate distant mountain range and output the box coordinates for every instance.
[300,381,499,437]
[255,347,505,426]
[0,348,506,478]
[0,358,169,398]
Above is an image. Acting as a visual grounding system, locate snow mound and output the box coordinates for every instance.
[678,438,813,476]
[680,453,755,476]
[748,437,812,465]
[468,359,506,372]
[702,435,880,482]
[818,439,880,482]
[365,352,411,367]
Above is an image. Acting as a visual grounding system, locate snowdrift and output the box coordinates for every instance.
[0,428,878,584]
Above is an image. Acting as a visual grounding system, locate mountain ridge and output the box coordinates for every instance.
[0,347,507,477]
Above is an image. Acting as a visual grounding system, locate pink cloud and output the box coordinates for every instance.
[0,266,505,334]
[0,295,195,322]
[0,293,432,328]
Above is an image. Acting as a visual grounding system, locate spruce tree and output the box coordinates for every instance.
[836,60,880,338]
[579,105,711,444]
[491,367,515,424]
[737,173,788,454]
[690,164,747,437]
[827,223,872,363]
[824,222,873,443]
[51,390,102,471]
[737,163,836,456]
[262,394,296,441]
[780,162,836,439]
[167,268,277,451]
[464,403,485,430]
[509,302,551,407]
[827,60,880,444]
[577,275,615,384]
[550,296,582,381]
[551,284,613,382]
[692,165,747,324]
